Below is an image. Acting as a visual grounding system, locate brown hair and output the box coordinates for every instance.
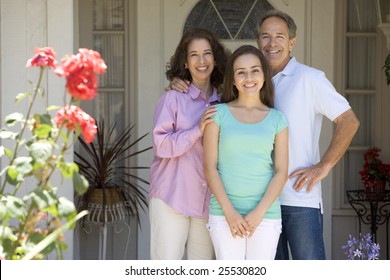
[221,45,274,108]
[166,28,227,88]
[256,9,297,40]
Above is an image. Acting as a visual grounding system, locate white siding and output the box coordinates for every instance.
[0,0,75,260]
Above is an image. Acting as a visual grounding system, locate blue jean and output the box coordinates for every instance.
[275,205,326,260]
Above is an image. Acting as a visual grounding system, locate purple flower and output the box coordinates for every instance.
[342,233,380,260]
[353,249,363,258]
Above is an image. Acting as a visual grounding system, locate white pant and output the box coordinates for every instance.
[149,198,215,260]
[207,215,281,260]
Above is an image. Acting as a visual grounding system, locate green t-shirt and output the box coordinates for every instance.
[209,103,288,219]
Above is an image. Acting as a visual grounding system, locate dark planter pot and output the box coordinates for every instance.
[364,180,387,201]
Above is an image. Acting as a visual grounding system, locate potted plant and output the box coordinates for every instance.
[384,53,390,86]
[74,119,152,226]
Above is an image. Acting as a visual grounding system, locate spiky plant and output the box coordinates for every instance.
[384,53,390,86]
[74,120,152,225]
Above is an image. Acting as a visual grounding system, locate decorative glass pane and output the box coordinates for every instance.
[94,35,124,88]
[377,0,390,24]
[347,37,376,89]
[94,0,124,31]
[184,0,274,39]
[347,0,378,32]
[344,150,365,204]
[347,94,373,146]
[96,92,125,135]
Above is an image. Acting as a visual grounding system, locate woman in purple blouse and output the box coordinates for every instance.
[149,28,227,260]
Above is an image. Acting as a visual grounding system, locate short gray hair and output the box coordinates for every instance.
[256,9,297,40]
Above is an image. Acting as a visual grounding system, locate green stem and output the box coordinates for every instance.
[9,203,35,259]
[11,182,22,196]
[41,127,73,188]
[0,67,45,194]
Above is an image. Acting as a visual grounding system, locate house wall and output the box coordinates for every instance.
[136,0,162,260]
[0,0,75,259]
[310,0,336,260]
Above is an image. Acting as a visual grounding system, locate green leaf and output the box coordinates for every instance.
[58,197,77,220]
[4,147,12,158]
[25,189,57,211]
[5,112,24,126]
[0,129,18,140]
[44,204,59,216]
[5,195,26,218]
[59,162,78,179]
[34,113,53,126]
[2,239,15,259]
[47,105,60,111]
[0,226,17,240]
[0,200,6,219]
[32,114,54,139]
[6,166,20,185]
[14,245,27,258]
[15,92,31,104]
[33,124,53,139]
[73,172,89,196]
[29,141,53,163]
[14,157,33,176]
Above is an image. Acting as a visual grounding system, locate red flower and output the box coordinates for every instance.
[359,147,390,186]
[54,105,97,143]
[65,70,98,100]
[77,48,107,74]
[55,48,107,100]
[26,47,58,69]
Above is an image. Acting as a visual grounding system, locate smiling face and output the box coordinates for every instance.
[185,38,215,86]
[233,53,264,96]
[257,16,296,75]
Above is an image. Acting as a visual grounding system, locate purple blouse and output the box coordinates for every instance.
[149,84,219,218]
